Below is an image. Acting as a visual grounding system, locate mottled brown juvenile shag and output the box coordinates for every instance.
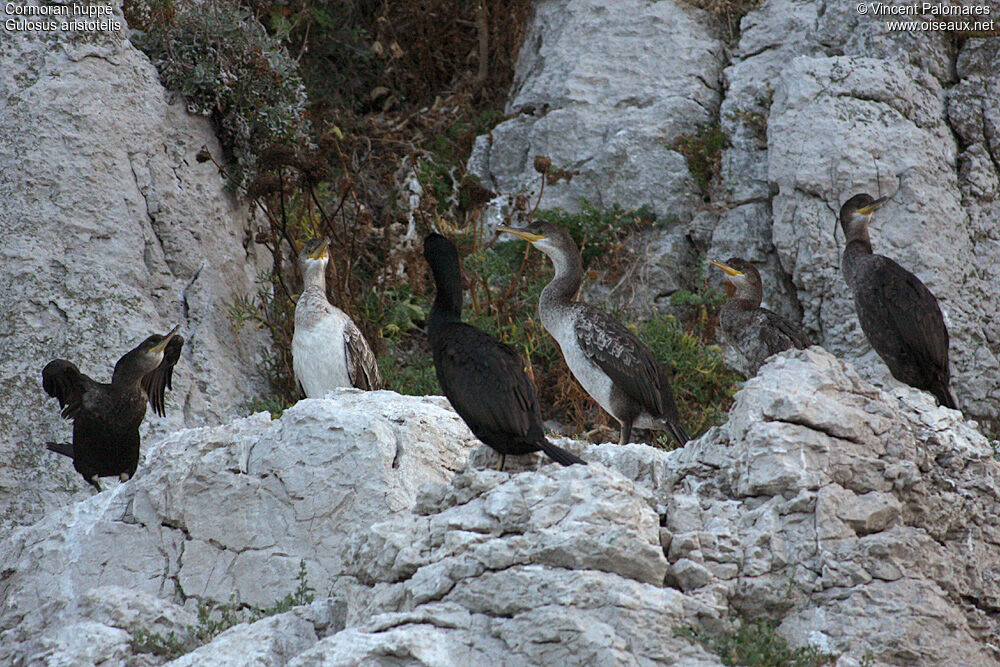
[42,326,184,492]
[499,221,689,447]
[710,258,811,377]
[423,232,585,470]
[840,193,957,409]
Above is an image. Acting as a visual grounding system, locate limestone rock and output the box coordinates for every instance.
[469,0,722,220]
[0,0,271,531]
[0,390,478,666]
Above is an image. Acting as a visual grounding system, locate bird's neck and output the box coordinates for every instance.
[111,361,146,389]
[540,247,583,310]
[728,295,760,311]
[428,261,464,329]
[302,262,327,293]
[842,238,873,288]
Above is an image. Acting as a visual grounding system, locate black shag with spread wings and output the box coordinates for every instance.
[840,193,956,409]
[710,257,811,377]
[423,233,585,470]
[42,326,184,491]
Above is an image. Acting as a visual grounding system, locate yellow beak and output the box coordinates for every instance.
[709,259,743,277]
[498,226,546,243]
[151,325,180,354]
[308,240,330,261]
[856,195,890,216]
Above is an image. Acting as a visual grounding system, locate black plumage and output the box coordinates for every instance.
[710,257,811,377]
[423,233,585,470]
[499,221,689,447]
[839,193,956,409]
[42,326,184,491]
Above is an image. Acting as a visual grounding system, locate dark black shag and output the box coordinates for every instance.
[710,258,811,377]
[840,193,956,409]
[423,233,585,470]
[42,326,184,491]
[500,222,689,447]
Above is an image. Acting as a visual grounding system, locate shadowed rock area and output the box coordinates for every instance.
[1,350,996,666]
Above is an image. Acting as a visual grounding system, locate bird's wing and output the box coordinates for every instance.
[874,257,950,371]
[759,308,812,354]
[435,323,537,439]
[141,336,184,417]
[42,359,99,420]
[573,305,664,415]
[344,322,383,390]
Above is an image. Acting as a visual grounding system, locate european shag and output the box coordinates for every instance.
[840,193,957,409]
[710,258,811,377]
[499,222,689,447]
[293,238,382,396]
[42,325,184,492]
[423,232,585,470]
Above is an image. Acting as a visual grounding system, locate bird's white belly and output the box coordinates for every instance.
[544,312,618,419]
[292,317,351,397]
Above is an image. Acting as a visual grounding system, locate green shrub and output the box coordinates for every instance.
[642,314,741,441]
[671,123,728,200]
[677,619,838,667]
[133,1,309,190]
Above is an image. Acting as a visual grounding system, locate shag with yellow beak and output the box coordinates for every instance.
[293,238,382,397]
[709,257,810,377]
[42,325,184,492]
[840,193,956,409]
[500,221,689,446]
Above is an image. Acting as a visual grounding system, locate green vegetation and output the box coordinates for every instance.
[672,122,728,200]
[131,0,740,439]
[131,2,309,191]
[677,619,838,667]
[132,561,314,659]
[643,315,741,441]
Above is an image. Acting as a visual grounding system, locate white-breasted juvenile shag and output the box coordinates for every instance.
[840,193,956,409]
[499,222,689,446]
[423,232,585,470]
[710,257,811,377]
[293,238,382,396]
[42,325,184,492]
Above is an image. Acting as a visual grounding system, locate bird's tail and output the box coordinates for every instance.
[658,378,690,446]
[934,383,958,411]
[539,440,587,467]
[46,442,74,458]
[666,421,690,446]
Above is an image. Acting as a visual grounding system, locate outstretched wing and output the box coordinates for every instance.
[434,323,539,440]
[574,305,664,416]
[344,322,383,390]
[141,336,184,417]
[42,359,98,420]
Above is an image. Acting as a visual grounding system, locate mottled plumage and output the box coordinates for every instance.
[840,193,956,409]
[424,233,585,470]
[710,258,810,377]
[500,222,688,446]
[42,326,183,492]
[293,238,382,397]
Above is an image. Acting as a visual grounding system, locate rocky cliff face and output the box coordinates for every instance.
[468,0,1000,421]
[0,0,269,531]
[2,350,996,666]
